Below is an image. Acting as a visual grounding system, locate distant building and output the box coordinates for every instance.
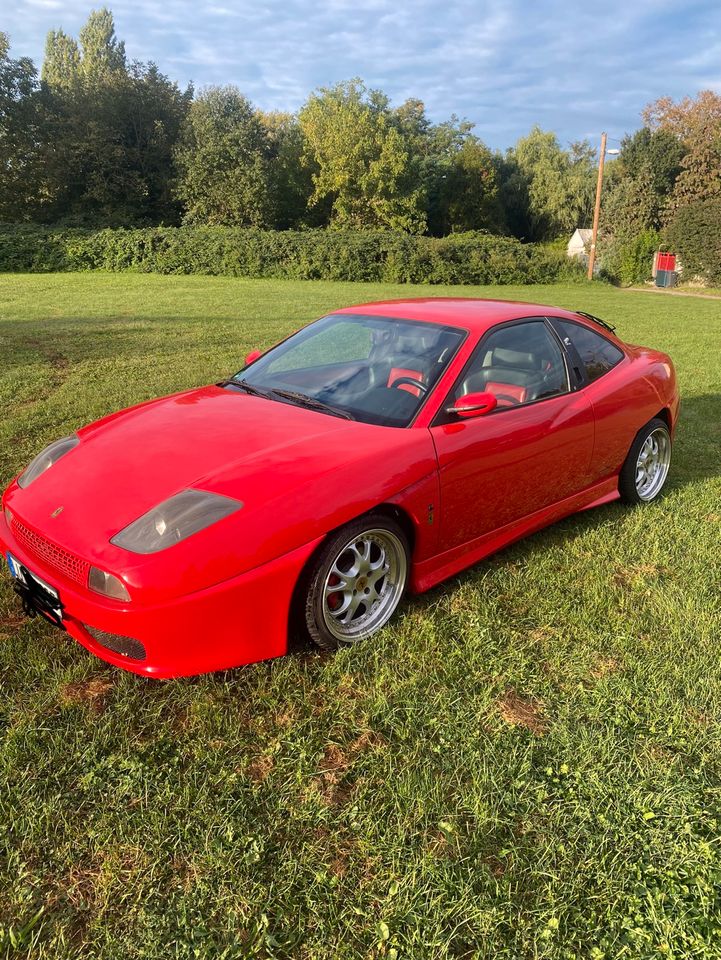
[567,228,593,261]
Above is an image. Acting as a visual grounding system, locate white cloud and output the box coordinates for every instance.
[4,0,721,147]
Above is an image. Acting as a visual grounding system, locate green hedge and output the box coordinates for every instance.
[664,200,721,286]
[600,229,661,286]
[0,226,586,285]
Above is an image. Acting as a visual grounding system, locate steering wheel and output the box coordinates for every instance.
[390,376,429,395]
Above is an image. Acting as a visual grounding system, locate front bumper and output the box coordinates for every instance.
[0,512,322,678]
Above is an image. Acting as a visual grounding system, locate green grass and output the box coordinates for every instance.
[1,273,720,960]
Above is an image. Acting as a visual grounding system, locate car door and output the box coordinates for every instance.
[547,318,634,486]
[429,318,595,554]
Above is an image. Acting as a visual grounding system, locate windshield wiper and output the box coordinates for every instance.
[270,388,355,420]
[219,378,273,399]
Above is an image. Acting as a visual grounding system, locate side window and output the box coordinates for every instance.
[452,320,569,410]
[556,320,624,383]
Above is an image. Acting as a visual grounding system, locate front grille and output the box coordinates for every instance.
[84,625,146,661]
[11,517,90,586]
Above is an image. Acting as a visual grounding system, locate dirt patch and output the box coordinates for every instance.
[274,707,298,730]
[310,733,382,805]
[59,676,114,712]
[63,860,103,911]
[687,707,714,726]
[314,745,352,804]
[247,754,274,783]
[320,743,348,776]
[590,656,621,680]
[48,353,69,370]
[496,689,547,736]
[0,610,25,634]
[613,563,668,587]
[482,855,507,878]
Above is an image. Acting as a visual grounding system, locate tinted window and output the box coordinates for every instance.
[557,320,624,383]
[452,320,568,410]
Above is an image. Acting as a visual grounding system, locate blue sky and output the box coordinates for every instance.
[5,0,721,149]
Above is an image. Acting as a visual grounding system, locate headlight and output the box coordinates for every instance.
[110,489,243,554]
[17,435,79,488]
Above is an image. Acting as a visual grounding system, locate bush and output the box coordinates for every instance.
[664,200,721,286]
[0,225,587,285]
[601,229,661,286]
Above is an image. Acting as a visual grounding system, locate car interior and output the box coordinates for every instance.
[453,321,569,409]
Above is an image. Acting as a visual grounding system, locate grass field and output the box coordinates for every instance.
[1,274,720,960]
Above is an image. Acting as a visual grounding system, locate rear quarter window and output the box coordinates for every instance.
[557,320,624,383]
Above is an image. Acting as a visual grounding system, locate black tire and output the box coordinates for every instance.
[302,514,409,651]
[618,417,672,505]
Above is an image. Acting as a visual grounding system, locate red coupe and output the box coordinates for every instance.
[1,299,679,677]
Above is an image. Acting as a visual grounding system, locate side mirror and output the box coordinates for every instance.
[445,391,497,419]
[244,349,263,366]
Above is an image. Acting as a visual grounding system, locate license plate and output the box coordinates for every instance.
[6,552,64,626]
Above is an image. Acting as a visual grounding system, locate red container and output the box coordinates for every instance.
[657,252,676,272]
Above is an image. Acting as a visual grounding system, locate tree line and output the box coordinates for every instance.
[0,8,596,237]
[1,7,719,280]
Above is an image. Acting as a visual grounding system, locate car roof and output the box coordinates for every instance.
[333,297,585,334]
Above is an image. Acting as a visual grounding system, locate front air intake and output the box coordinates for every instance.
[11,516,90,585]
[84,625,146,661]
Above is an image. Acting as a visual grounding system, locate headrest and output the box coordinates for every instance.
[492,347,538,369]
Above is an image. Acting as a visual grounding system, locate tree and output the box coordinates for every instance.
[665,199,721,285]
[299,80,425,233]
[389,100,503,235]
[174,86,272,226]
[261,111,315,228]
[41,8,190,224]
[430,137,503,234]
[643,92,721,212]
[41,30,81,88]
[123,62,192,223]
[0,33,48,221]
[502,127,595,241]
[601,127,684,239]
[78,7,126,78]
[496,129,596,241]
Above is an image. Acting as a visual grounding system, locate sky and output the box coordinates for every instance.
[5,0,721,149]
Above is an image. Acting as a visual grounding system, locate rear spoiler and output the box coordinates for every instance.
[575,311,617,334]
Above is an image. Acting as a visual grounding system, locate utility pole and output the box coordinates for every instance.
[587,131,607,280]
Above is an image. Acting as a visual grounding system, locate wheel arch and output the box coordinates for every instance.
[369,502,417,557]
[286,502,418,650]
[652,406,672,431]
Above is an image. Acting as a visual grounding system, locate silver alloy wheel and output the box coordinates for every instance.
[321,528,407,643]
[635,427,671,501]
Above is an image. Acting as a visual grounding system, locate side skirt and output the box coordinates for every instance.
[410,476,620,594]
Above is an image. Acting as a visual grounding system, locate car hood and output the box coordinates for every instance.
[7,386,432,580]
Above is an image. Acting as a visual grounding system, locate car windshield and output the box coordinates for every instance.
[228,313,466,427]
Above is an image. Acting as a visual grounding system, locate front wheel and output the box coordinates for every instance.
[619,417,672,505]
[303,515,409,651]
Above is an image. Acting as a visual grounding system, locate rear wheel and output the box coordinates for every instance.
[303,515,409,651]
[619,417,672,505]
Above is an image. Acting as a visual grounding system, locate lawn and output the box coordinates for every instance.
[1,273,720,960]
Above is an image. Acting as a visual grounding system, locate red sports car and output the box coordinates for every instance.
[1,299,678,677]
